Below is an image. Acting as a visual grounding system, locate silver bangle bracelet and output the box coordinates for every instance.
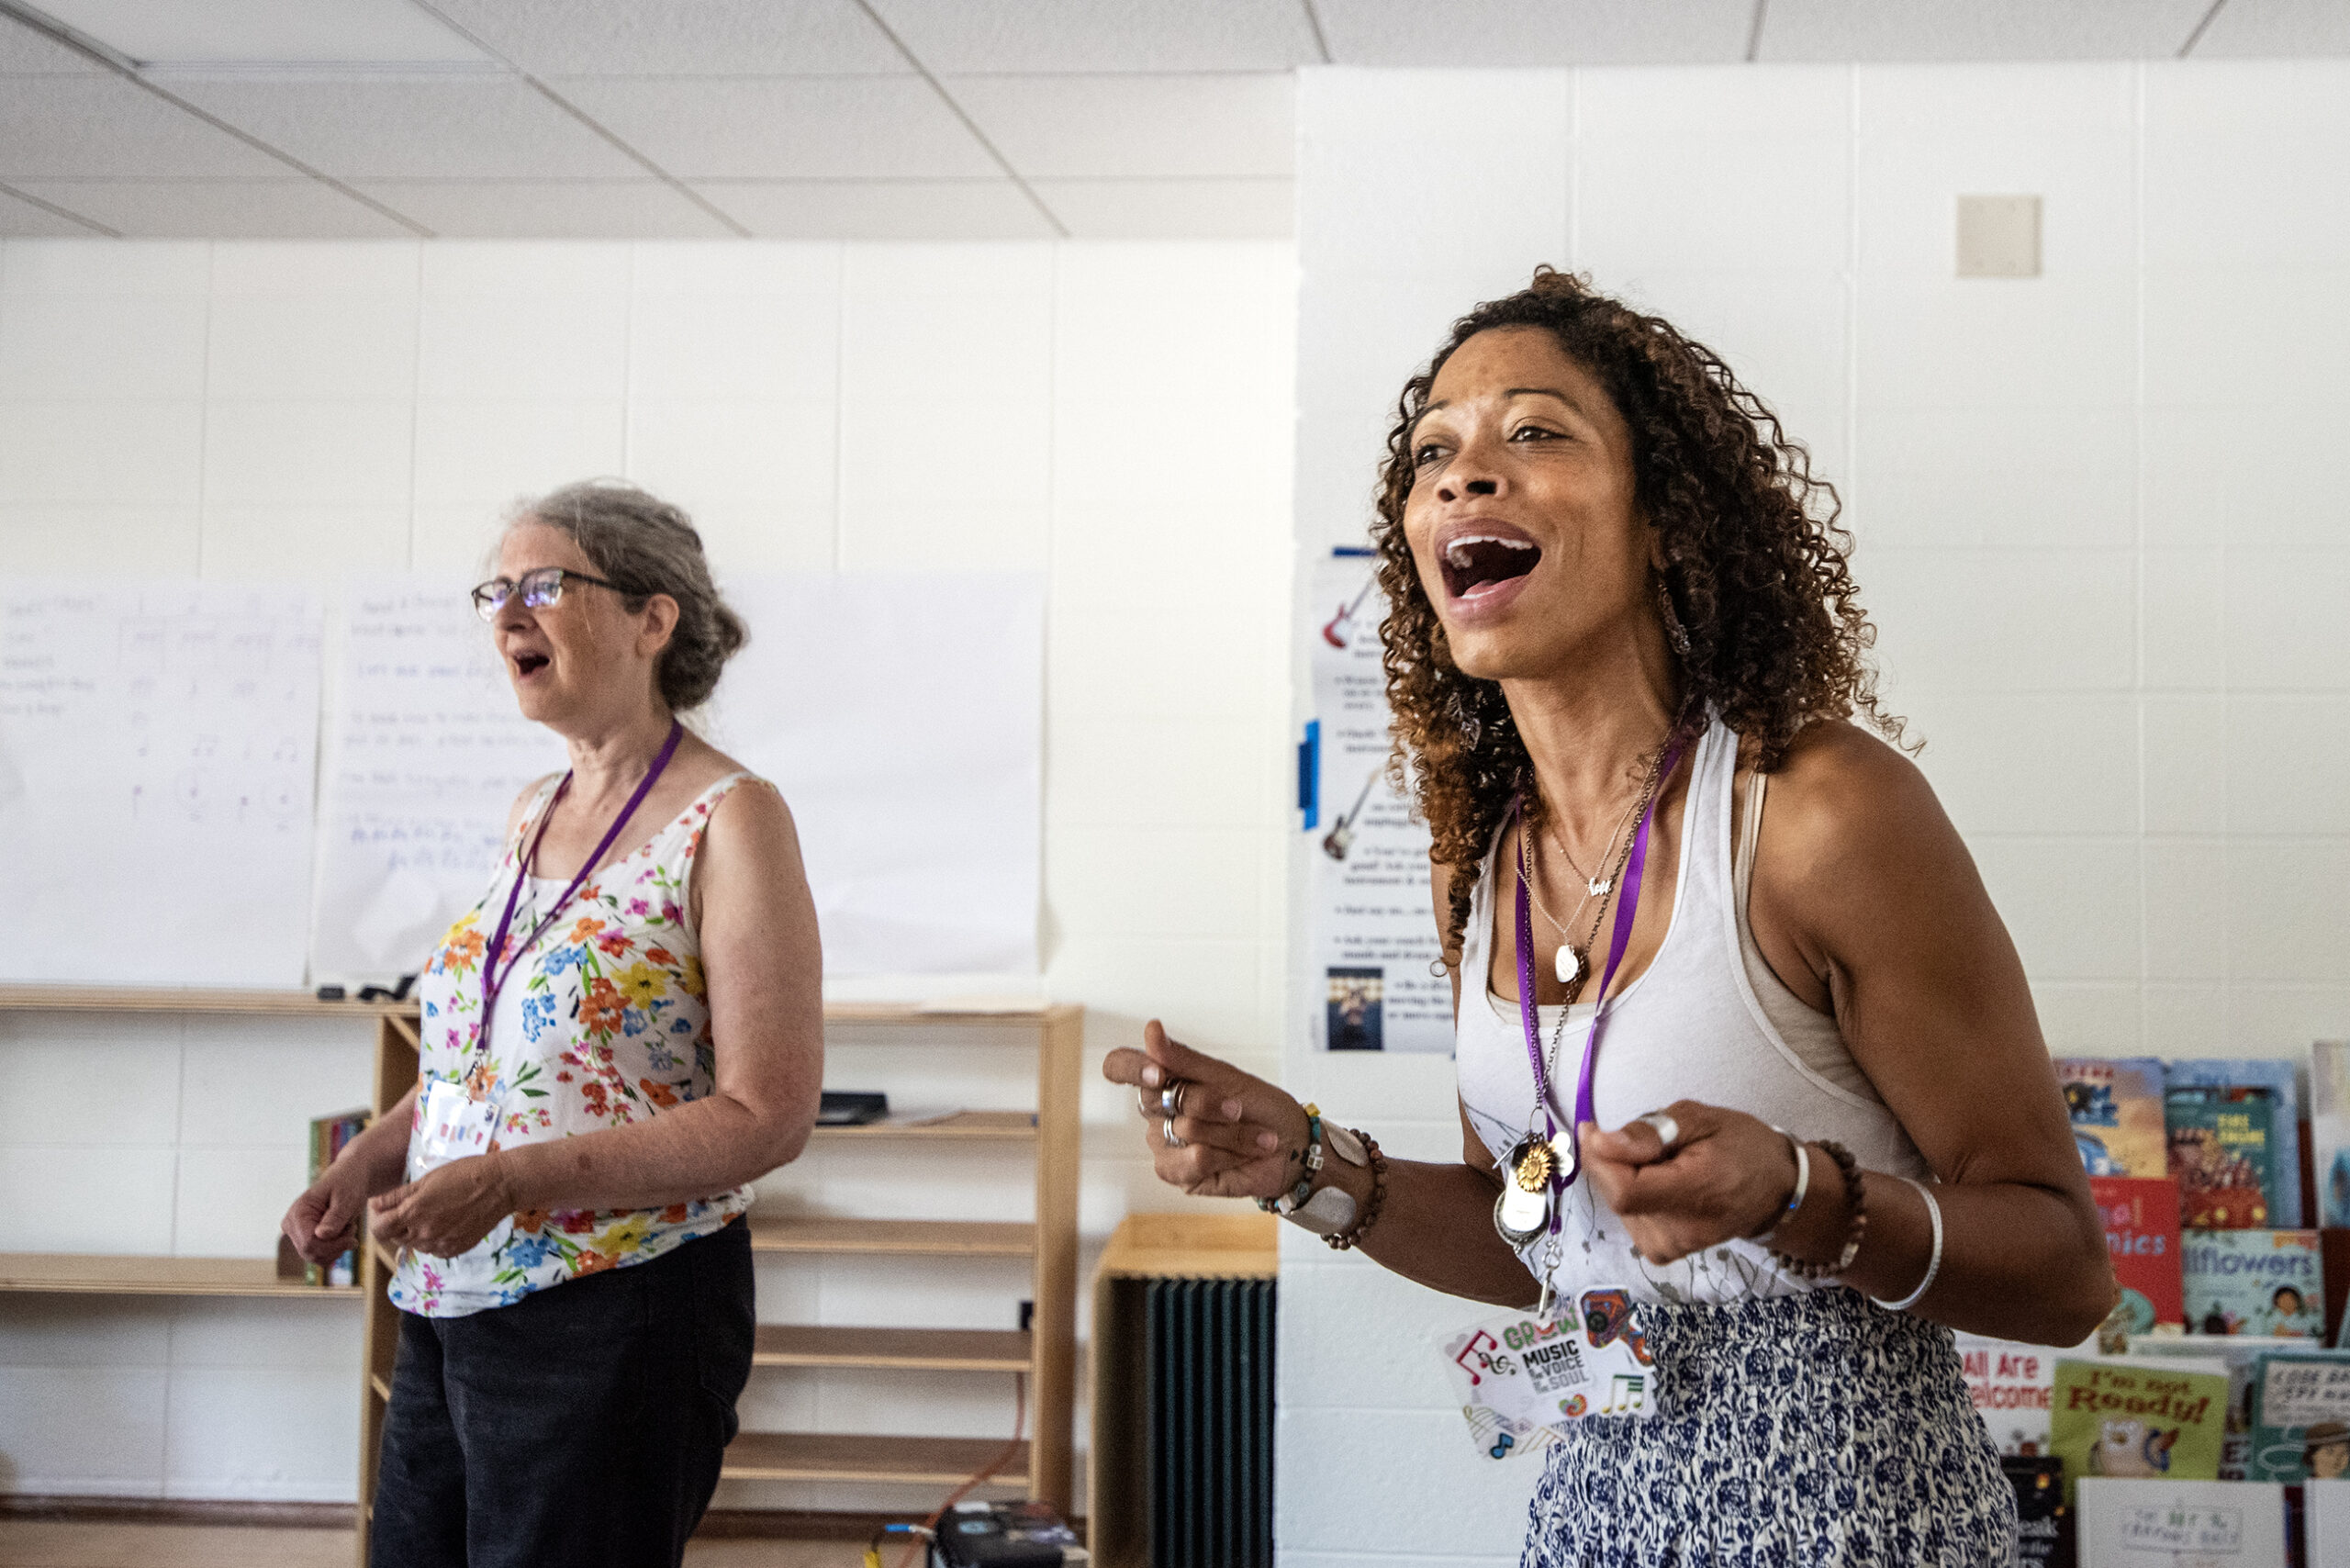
[1869,1175,1943,1313]
[1758,1127,1810,1244]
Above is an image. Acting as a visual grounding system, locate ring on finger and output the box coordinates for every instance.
[1159,1081,1186,1118]
[1163,1116,1186,1149]
[1136,1084,1157,1119]
[1635,1110,1682,1154]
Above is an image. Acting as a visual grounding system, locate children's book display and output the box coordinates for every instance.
[2005,1454,2069,1567]
[2038,1045,2350,1565]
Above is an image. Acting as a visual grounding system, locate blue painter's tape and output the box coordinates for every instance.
[1299,720,1319,829]
[1331,545,1374,557]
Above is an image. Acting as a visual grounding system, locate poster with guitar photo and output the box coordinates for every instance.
[1306,552,1449,1052]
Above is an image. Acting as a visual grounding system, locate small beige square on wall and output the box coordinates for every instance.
[1957,194,2042,277]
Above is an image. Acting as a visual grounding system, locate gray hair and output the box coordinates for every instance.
[510,479,747,711]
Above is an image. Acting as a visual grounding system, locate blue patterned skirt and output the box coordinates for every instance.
[1521,1289,2014,1568]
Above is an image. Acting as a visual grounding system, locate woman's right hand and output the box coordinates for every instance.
[282,1156,375,1266]
[1102,1021,1311,1202]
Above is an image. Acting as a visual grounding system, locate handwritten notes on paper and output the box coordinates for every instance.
[0,582,321,986]
[308,583,565,984]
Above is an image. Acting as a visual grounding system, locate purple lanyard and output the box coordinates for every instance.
[479,718,685,1047]
[1512,734,1686,1204]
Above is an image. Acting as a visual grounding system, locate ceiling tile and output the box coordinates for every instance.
[422,0,907,75]
[1314,0,1752,65]
[0,15,107,73]
[865,0,1324,72]
[2193,0,2350,57]
[0,184,107,235]
[1759,0,2215,62]
[158,74,642,179]
[1032,176,1291,238]
[350,179,733,238]
[0,75,291,177]
[35,0,485,64]
[553,76,997,178]
[8,178,414,236]
[948,73,1292,179]
[690,179,1057,239]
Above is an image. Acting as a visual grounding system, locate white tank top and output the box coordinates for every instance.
[1454,713,1929,1305]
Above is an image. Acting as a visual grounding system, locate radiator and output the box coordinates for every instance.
[1146,1276,1276,1568]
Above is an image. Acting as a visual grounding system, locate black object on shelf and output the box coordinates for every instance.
[816,1090,890,1126]
[315,984,347,1002]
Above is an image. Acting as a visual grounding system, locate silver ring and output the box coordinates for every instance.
[1136,1084,1157,1119]
[1635,1111,1682,1153]
[1163,1116,1185,1149]
[1160,1081,1183,1118]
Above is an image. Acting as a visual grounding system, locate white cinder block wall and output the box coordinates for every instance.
[0,238,1296,1503]
[1278,62,2350,1565]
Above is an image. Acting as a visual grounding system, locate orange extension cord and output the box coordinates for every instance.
[885,1372,1029,1568]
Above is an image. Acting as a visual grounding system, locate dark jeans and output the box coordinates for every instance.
[369,1220,755,1568]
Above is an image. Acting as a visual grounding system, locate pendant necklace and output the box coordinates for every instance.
[1493,726,1686,1316]
[1519,767,1646,986]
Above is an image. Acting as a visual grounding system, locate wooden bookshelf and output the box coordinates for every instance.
[810,1110,1036,1141]
[746,1215,1037,1257]
[0,985,414,1018]
[722,1432,1031,1488]
[751,1325,1033,1372]
[0,1253,359,1299]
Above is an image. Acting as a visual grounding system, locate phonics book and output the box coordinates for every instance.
[2089,1175,2184,1332]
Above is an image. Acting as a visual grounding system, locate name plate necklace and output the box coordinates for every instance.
[1494,729,1686,1319]
[478,717,686,1056]
[1526,778,1648,990]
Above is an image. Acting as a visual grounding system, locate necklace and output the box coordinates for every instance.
[1547,775,1648,898]
[1516,736,1671,991]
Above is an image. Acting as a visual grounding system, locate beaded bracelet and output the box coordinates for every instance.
[1769,1137,1866,1281]
[1324,1130,1387,1251]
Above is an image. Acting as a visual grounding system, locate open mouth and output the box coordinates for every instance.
[1439,534,1540,601]
[513,652,551,678]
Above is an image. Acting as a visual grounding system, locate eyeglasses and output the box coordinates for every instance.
[470,566,632,622]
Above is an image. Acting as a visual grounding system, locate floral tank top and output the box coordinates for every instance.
[387,770,767,1317]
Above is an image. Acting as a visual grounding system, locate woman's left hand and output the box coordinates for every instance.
[368,1156,518,1258]
[1580,1101,1796,1266]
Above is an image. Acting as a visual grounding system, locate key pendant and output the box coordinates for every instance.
[1536,1277,1558,1321]
[1555,944,1585,988]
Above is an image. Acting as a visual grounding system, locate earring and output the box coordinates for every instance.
[1654,577,1692,657]
[1447,686,1482,748]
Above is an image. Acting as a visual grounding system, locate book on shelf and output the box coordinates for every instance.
[2241,1347,2350,1484]
[2056,1058,2168,1180]
[307,1107,369,1287]
[1957,1333,2070,1456]
[2181,1229,2324,1338]
[2090,1176,2184,1333]
[2073,1478,2286,1568]
[2001,1454,2067,1568]
[2311,1477,2350,1566]
[2315,1041,2350,1229]
[2049,1357,2227,1505]
[2165,1084,2275,1230]
[2132,1334,2301,1480]
[2165,1058,2305,1228]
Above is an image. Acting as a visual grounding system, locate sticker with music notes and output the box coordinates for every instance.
[1435,1289,1661,1456]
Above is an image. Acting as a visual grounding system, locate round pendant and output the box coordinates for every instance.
[1512,1139,1555,1193]
[1494,1180,1550,1247]
[1555,945,1584,988]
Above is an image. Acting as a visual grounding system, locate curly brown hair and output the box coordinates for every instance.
[1371,267,1903,959]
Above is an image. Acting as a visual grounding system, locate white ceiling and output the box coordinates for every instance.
[0,0,2335,241]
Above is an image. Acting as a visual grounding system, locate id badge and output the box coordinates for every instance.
[409,1077,497,1182]
[1436,1288,1660,1460]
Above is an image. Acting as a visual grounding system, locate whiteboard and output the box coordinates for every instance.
[309,572,1043,984]
[710,573,1044,977]
[308,582,565,985]
[0,580,322,987]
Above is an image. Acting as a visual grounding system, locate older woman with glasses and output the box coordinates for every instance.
[281,479,824,1568]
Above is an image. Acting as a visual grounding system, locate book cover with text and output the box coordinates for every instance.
[2244,1349,2350,1484]
[2089,1175,2184,1332]
[2165,1085,2274,1230]
[2075,1478,2286,1568]
[2166,1058,2304,1228]
[2050,1359,2227,1505]
[2182,1229,2324,1338]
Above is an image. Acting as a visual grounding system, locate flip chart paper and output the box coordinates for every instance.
[0,580,321,986]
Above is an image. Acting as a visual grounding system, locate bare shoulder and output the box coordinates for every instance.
[504,772,563,835]
[1758,718,1959,890]
[699,767,805,867]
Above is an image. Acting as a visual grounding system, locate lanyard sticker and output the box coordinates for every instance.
[1436,1289,1660,1458]
[410,1076,497,1181]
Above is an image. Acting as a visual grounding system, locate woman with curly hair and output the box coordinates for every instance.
[1106,270,2111,1564]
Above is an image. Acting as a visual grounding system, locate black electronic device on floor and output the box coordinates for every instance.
[928,1500,1087,1566]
